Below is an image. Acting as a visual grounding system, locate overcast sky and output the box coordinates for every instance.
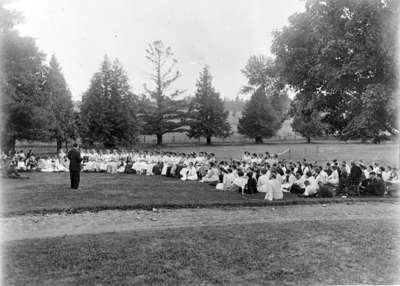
[7,0,305,101]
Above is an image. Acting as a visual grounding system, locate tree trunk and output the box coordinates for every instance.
[307,137,311,143]
[255,136,263,144]
[3,136,16,155]
[206,136,211,145]
[156,134,163,145]
[56,139,62,154]
[65,141,68,152]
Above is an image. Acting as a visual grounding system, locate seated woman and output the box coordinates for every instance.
[200,162,220,185]
[222,168,237,191]
[106,161,118,174]
[16,158,27,172]
[264,173,283,201]
[365,172,385,196]
[326,166,339,186]
[229,170,248,193]
[180,162,198,181]
[132,159,147,175]
[303,171,318,196]
[82,159,96,172]
[124,157,135,174]
[39,158,54,172]
[290,172,306,194]
[54,158,68,172]
[315,167,328,185]
[117,159,126,173]
[26,155,38,171]
[380,167,391,182]
[152,162,163,175]
[281,169,296,192]
[257,168,270,192]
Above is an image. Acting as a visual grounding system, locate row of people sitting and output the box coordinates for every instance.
[2,149,399,199]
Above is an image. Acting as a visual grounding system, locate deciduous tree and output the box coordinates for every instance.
[289,94,326,143]
[272,0,399,142]
[0,5,51,153]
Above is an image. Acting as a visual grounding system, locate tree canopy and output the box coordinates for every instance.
[272,0,399,142]
[238,88,281,143]
[0,5,52,153]
[237,55,288,143]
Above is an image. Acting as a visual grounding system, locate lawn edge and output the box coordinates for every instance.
[2,196,397,217]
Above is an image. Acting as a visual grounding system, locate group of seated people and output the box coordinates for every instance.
[0,149,69,175]
[1,148,399,200]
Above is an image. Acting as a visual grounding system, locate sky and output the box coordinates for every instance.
[7,0,305,101]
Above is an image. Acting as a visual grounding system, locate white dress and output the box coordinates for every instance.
[304,176,318,196]
[264,179,283,201]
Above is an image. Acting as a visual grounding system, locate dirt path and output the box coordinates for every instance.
[3,202,399,241]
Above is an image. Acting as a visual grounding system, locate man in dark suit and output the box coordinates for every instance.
[67,143,82,189]
[349,161,362,185]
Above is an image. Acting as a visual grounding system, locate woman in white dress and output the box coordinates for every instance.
[264,173,283,201]
[200,162,220,184]
[180,162,198,181]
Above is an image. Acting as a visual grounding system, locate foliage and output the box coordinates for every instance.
[140,41,188,145]
[187,66,231,144]
[341,83,397,143]
[289,94,327,143]
[0,6,52,153]
[237,88,281,143]
[237,55,288,143]
[0,4,23,33]
[80,56,141,148]
[240,55,282,95]
[43,55,76,152]
[269,87,291,122]
[272,0,399,142]
[224,96,246,117]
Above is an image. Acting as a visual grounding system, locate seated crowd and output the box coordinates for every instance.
[1,149,399,199]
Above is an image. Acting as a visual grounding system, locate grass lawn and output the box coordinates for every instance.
[2,172,395,216]
[4,218,399,285]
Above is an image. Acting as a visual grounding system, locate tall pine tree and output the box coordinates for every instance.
[44,55,76,153]
[141,41,187,145]
[187,66,231,144]
[80,56,141,148]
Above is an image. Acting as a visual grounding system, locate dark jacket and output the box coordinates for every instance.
[350,165,362,184]
[68,148,82,171]
[245,177,258,194]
